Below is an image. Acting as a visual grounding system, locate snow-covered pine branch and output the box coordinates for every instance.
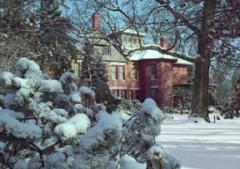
[0,57,180,169]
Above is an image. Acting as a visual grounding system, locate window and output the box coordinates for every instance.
[130,37,133,47]
[94,45,111,55]
[111,65,118,80]
[135,90,140,100]
[123,36,128,43]
[71,62,79,77]
[132,66,138,80]
[128,90,134,99]
[151,64,157,79]
[150,87,159,103]
[94,45,103,55]
[111,65,125,80]
[133,38,138,45]
[112,90,119,97]
[103,46,111,55]
[120,90,127,99]
[124,90,128,98]
[119,66,125,80]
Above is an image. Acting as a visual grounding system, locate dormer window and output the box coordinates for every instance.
[123,36,128,43]
[128,37,132,47]
[94,45,111,55]
[94,45,103,55]
[134,39,137,45]
[103,46,111,55]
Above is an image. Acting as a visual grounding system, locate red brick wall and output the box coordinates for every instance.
[158,61,174,107]
[106,62,140,99]
[76,59,190,108]
[137,59,174,107]
[137,60,147,101]
[173,65,189,85]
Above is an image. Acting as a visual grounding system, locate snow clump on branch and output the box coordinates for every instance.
[0,57,180,169]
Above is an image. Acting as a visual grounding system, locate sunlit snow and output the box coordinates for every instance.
[157,114,240,169]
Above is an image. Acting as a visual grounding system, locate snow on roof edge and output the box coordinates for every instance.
[111,28,146,36]
[174,57,194,66]
[130,49,177,61]
[130,48,194,66]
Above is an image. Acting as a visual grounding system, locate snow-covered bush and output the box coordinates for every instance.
[75,112,122,169]
[121,98,165,161]
[0,57,180,169]
[0,71,14,88]
[60,71,78,94]
[116,99,142,121]
[120,98,180,169]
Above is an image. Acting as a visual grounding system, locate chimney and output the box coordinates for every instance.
[160,36,168,49]
[92,12,100,31]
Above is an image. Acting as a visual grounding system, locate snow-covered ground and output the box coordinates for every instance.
[157,114,240,169]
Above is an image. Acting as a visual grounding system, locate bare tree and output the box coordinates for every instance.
[152,0,240,121]
[74,0,240,121]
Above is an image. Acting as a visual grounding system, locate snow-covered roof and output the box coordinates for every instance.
[124,29,146,36]
[130,49,177,61]
[119,28,146,36]
[130,49,194,66]
[175,57,194,66]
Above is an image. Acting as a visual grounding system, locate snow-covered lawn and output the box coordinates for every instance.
[157,114,240,169]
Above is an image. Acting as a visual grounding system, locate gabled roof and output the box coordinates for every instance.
[75,33,127,62]
[130,49,194,66]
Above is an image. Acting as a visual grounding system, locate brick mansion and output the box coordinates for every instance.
[71,13,194,108]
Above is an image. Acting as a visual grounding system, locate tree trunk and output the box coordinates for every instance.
[191,0,217,122]
[191,57,210,122]
[191,37,212,122]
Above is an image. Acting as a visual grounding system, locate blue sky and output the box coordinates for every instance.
[60,0,240,57]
